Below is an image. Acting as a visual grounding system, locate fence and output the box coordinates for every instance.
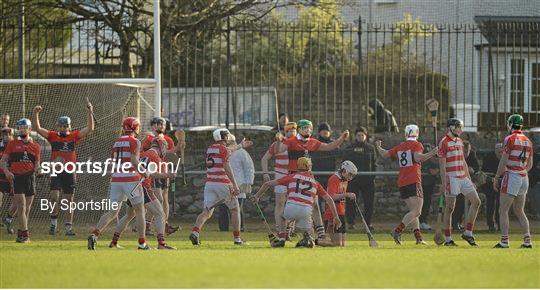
[2,17,539,131]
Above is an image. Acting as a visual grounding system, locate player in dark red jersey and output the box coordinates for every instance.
[1,113,15,234]
[274,119,349,245]
[375,124,438,245]
[323,161,358,246]
[33,100,94,236]
[0,118,41,243]
[87,117,150,250]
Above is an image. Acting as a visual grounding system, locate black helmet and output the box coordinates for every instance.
[150,117,166,126]
[447,118,463,128]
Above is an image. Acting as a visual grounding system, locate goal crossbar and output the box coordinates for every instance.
[0,78,156,86]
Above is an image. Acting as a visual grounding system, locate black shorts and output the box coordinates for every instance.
[50,172,76,194]
[153,178,169,190]
[399,183,423,199]
[0,181,10,194]
[13,174,36,196]
[324,215,347,234]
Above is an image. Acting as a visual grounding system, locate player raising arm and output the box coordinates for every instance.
[33,100,94,236]
[273,119,349,245]
[253,157,342,248]
[492,114,534,248]
[375,124,438,245]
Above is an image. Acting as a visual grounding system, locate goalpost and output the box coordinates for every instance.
[0,1,162,225]
[0,79,158,224]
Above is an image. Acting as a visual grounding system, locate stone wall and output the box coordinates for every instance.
[171,129,505,220]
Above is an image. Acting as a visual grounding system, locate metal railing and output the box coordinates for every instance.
[2,18,539,131]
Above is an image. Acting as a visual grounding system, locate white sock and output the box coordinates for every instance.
[65,223,72,231]
[51,218,58,227]
[464,230,473,236]
[445,236,453,242]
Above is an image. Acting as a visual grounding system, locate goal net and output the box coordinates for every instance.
[0,79,156,225]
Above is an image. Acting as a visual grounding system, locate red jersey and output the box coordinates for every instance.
[323,173,348,220]
[206,141,231,184]
[142,133,174,152]
[266,141,289,177]
[3,138,41,175]
[438,135,467,178]
[47,130,81,165]
[111,135,141,183]
[503,131,533,176]
[283,135,322,172]
[388,139,424,187]
[0,139,8,180]
[276,171,327,207]
[140,149,161,189]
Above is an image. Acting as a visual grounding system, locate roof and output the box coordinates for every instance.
[474,16,540,47]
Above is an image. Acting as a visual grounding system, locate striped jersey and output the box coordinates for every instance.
[503,131,533,176]
[276,171,328,207]
[266,141,289,178]
[111,135,141,183]
[438,135,467,178]
[3,138,41,175]
[206,142,231,184]
[139,149,161,189]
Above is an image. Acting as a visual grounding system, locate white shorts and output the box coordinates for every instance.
[274,173,287,195]
[445,176,476,196]
[203,182,238,210]
[501,172,529,197]
[109,181,144,205]
[283,202,312,230]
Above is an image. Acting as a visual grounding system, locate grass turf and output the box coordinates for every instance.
[1,224,539,288]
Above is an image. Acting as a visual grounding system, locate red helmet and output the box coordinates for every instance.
[122,117,140,134]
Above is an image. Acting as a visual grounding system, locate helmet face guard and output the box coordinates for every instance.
[151,117,166,134]
[16,118,31,138]
[447,118,463,137]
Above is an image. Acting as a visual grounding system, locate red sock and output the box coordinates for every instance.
[444,228,452,237]
[192,226,200,233]
[111,232,120,244]
[157,234,165,245]
[413,229,422,241]
[466,222,474,231]
[394,222,406,234]
[138,238,146,245]
[233,230,240,239]
[92,228,101,237]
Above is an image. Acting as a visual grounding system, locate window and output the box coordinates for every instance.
[510,59,525,112]
[531,63,540,112]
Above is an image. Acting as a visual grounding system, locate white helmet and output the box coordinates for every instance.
[340,160,358,175]
[212,128,230,142]
[404,124,419,139]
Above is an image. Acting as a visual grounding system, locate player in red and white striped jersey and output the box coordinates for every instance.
[109,137,177,250]
[375,124,438,245]
[261,122,297,239]
[438,118,481,246]
[254,157,341,247]
[88,117,151,250]
[493,114,534,248]
[189,128,251,246]
[0,113,15,234]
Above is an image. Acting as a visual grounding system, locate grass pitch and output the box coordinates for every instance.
[1,223,539,288]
